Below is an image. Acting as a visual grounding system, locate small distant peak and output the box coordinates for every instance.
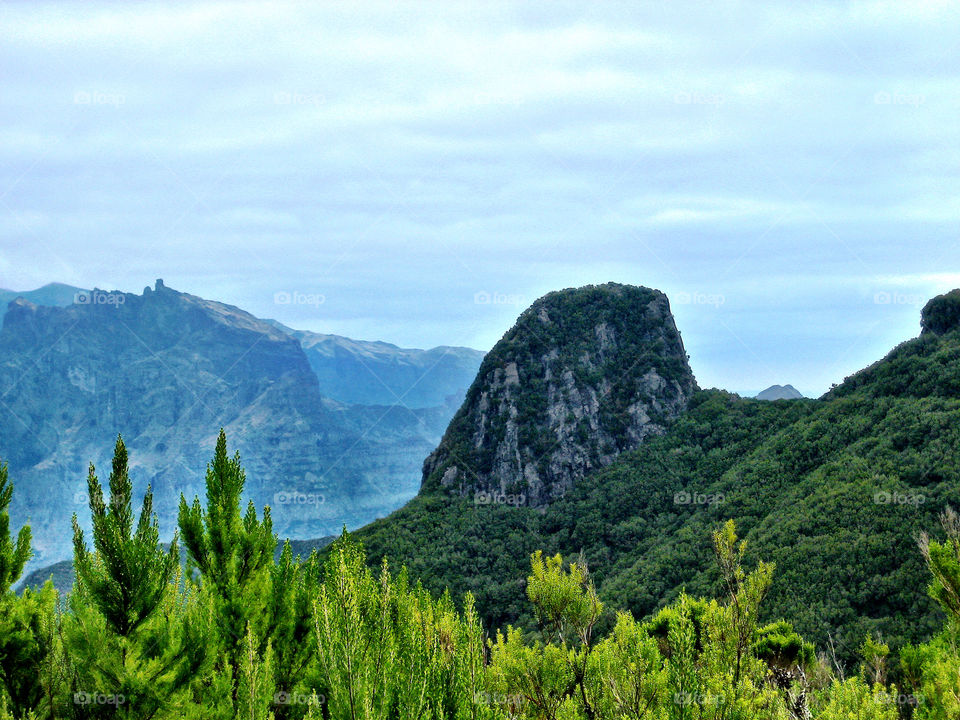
[155,279,165,291]
[756,384,804,401]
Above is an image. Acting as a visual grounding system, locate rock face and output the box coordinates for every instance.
[755,384,803,401]
[421,283,697,507]
[0,281,471,571]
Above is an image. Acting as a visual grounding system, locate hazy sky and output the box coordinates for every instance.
[1,1,959,396]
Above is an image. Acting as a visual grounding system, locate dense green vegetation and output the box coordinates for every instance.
[3,436,960,717]
[355,316,960,671]
[5,290,960,716]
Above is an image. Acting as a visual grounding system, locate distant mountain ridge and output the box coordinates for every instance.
[0,283,89,323]
[267,320,484,408]
[0,280,483,572]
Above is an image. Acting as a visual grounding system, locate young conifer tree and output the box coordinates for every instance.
[69,435,203,718]
[0,461,31,595]
[72,436,179,638]
[178,429,275,707]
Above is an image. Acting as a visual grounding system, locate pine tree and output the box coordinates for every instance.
[920,506,960,622]
[69,435,201,718]
[0,461,31,595]
[267,543,319,720]
[0,461,61,718]
[178,429,275,709]
[71,436,179,638]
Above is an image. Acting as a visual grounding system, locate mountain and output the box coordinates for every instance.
[755,384,803,400]
[0,282,88,323]
[345,287,960,663]
[421,283,697,507]
[18,535,337,598]
[267,321,484,408]
[0,280,477,572]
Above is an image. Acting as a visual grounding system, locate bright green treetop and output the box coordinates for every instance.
[71,435,179,637]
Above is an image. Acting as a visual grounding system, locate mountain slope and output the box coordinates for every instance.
[0,280,462,570]
[347,288,960,664]
[268,322,484,408]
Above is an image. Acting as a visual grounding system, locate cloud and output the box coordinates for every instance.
[0,1,958,394]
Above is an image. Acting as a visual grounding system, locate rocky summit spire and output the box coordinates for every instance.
[421,282,698,507]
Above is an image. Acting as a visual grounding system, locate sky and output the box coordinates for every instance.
[1,1,959,397]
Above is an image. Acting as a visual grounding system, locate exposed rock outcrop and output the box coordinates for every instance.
[421,283,697,507]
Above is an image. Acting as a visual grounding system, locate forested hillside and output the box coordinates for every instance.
[3,431,960,718]
[351,290,960,669]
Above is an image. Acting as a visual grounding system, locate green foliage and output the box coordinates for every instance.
[11,425,960,717]
[0,462,31,595]
[920,506,960,622]
[489,523,800,720]
[314,534,490,719]
[68,435,208,718]
[357,360,960,668]
[0,582,68,718]
[753,621,815,672]
[812,678,900,720]
[72,436,179,638]
[178,429,275,711]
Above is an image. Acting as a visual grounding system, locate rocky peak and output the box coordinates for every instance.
[921,289,960,336]
[421,283,697,507]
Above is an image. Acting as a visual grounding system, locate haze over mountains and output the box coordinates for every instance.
[0,280,483,571]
